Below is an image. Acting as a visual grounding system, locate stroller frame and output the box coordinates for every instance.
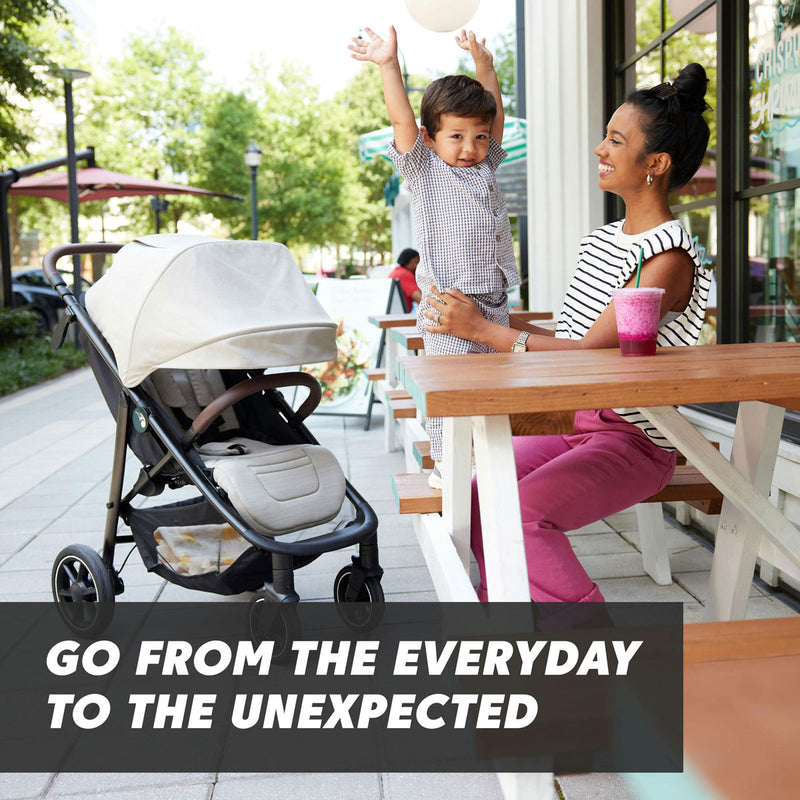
[44,243,384,631]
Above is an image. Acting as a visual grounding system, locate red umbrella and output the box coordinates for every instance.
[8,166,241,203]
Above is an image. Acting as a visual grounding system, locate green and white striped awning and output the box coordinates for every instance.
[358,117,527,164]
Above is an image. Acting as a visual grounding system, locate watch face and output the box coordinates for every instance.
[512,332,529,352]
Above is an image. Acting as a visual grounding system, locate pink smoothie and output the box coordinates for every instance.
[611,287,665,357]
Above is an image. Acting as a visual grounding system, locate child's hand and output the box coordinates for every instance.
[455,29,493,67]
[349,26,398,67]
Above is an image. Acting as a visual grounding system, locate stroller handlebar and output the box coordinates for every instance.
[42,242,123,296]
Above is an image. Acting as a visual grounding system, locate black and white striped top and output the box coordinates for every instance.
[556,219,712,449]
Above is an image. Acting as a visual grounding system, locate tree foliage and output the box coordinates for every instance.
[4,8,522,268]
[0,0,66,157]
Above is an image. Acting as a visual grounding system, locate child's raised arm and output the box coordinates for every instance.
[349,26,418,154]
[455,29,504,144]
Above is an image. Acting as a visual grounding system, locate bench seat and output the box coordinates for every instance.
[392,465,722,516]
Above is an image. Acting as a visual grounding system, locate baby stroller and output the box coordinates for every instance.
[43,235,383,637]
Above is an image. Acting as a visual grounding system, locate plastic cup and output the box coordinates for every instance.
[611,287,665,356]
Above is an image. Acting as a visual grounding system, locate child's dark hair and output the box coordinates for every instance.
[397,248,419,267]
[420,75,497,137]
[626,63,711,189]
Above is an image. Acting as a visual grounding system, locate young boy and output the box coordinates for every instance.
[350,26,520,488]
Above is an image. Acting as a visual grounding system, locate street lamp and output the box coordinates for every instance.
[244,142,262,240]
[48,67,90,293]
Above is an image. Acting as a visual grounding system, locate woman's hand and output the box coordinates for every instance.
[423,286,487,341]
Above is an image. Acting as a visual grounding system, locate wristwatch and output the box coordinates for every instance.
[511,330,530,352]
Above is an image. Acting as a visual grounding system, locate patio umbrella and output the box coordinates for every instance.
[359,116,528,164]
[8,166,241,203]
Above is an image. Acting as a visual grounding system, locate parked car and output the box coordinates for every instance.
[11,268,92,332]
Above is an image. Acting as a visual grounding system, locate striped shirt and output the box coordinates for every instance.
[388,132,520,295]
[556,219,712,449]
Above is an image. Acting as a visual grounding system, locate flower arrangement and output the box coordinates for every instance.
[304,318,371,403]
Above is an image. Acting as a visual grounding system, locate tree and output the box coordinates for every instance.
[0,0,66,158]
[240,61,361,249]
[80,27,214,235]
[197,90,260,238]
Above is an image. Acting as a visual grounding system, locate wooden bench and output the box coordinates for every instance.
[393,458,723,587]
[366,368,385,382]
[385,391,418,419]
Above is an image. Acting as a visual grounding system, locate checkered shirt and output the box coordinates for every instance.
[388,132,520,295]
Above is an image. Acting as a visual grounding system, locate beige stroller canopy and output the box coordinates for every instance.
[85,234,337,387]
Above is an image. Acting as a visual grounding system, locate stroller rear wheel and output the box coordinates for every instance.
[333,565,385,631]
[52,545,115,637]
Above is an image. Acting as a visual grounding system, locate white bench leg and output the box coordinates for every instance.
[636,503,672,585]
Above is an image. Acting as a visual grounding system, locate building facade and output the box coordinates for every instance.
[524,0,800,590]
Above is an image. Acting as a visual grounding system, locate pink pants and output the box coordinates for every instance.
[471,408,677,603]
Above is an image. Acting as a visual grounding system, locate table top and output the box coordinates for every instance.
[369,310,554,329]
[684,616,800,800]
[397,342,800,417]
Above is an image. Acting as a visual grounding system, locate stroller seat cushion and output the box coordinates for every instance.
[208,438,346,537]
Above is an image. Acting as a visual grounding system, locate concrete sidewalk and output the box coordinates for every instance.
[0,368,797,800]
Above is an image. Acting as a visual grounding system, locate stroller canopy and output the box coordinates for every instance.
[85,235,337,387]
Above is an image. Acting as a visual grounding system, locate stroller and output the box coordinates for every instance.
[43,235,383,636]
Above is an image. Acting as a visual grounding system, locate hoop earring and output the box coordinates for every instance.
[646,171,654,186]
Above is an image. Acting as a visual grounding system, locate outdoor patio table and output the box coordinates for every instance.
[396,342,800,618]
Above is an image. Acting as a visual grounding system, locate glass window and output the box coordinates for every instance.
[676,206,718,342]
[749,1,800,189]
[664,0,716,32]
[634,0,664,49]
[748,189,800,342]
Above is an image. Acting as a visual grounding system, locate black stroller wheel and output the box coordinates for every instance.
[248,592,300,664]
[333,565,385,632]
[52,545,115,637]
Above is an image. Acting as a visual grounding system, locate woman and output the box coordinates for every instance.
[423,64,713,603]
[389,247,422,312]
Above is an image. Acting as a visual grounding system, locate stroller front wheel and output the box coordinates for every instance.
[52,545,115,637]
[333,565,385,631]
[248,592,300,665]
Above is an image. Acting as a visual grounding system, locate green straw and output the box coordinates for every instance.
[635,246,644,287]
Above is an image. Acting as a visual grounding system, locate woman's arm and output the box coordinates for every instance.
[423,248,695,352]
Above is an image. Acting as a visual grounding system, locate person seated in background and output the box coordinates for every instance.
[389,247,421,312]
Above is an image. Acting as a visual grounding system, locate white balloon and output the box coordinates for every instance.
[403,0,481,33]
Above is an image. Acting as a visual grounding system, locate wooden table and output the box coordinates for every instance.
[397,343,800,617]
[626,616,800,799]
[397,343,800,800]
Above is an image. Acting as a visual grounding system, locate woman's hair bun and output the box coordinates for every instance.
[673,63,710,113]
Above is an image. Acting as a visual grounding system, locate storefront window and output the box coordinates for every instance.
[614,0,800,437]
[748,190,800,342]
[749,1,800,189]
